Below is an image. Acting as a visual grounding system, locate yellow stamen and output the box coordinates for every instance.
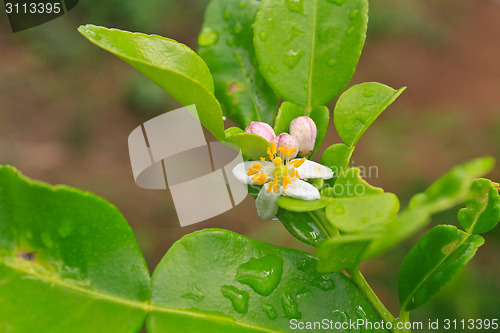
[292,169,300,178]
[260,157,265,162]
[252,173,268,185]
[283,176,291,189]
[247,163,262,176]
[273,184,278,193]
[288,148,297,155]
[267,179,276,192]
[270,141,277,155]
[273,157,283,166]
[278,147,285,154]
[290,158,305,168]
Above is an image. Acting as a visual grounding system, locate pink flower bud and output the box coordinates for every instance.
[271,133,298,159]
[245,121,276,143]
[289,116,317,156]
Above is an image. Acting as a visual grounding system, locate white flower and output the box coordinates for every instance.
[232,141,333,220]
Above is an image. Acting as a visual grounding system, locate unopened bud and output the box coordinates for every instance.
[272,133,298,159]
[289,116,317,156]
[245,121,276,143]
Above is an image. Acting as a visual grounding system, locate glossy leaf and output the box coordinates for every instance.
[225,126,245,137]
[320,143,354,186]
[78,25,225,141]
[325,193,400,233]
[334,83,406,147]
[277,209,327,247]
[0,166,151,333]
[316,234,378,273]
[225,132,270,160]
[322,168,383,198]
[198,0,279,128]
[458,178,500,234]
[409,157,495,213]
[365,157,494,259]
[273,102,304,135]
[277,196,328,212]
[309,106,329,157]
[254,0,368,109]
[398,225,484,311]
[148,229,385,332]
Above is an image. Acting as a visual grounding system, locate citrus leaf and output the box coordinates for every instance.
[276,209,327,247]
[398,225,484,311]
[277,196,328,212]
[325,193,400,233]
[148,229,385,332]
[321,168,383,198]
[316,234,378,273]
[458,178,500,234]
[0,166,151,333]
[198,0,279,128]
[320,143,354,186]
[78,24,225,141]
[334,83,405,147]
[225,132,270,160]
[254,0,368,109]
[273,102,304,136]
[309,106,329,158]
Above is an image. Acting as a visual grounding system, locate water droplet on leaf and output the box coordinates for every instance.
[282,50,305,69]
[283,26,305,46]
[57,221,73,238]
[363,88,376,97]
[268,63,279,74]
[281,293,301,319]
[238,1,247,8]
[327,0,346,5]
[221,285,249,314]
[236,254,283,296]
[234,22,243,34]
[262,303,278,320]
[327,59,336,67]
[285,0,304,14]
[223,8,232,20]
[267,18,276,28]
[198,27,218,46]
[226,37,235,46]
[181,283,204,301]
[347,27,354,35]
[333,203,345,215]
[311,275,336,291]
[349,9,360,20]
[259,31,268,41]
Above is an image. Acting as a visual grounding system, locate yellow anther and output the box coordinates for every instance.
[267,179,276,192]
[270,141,277,155]
[278,147,285,154]
[252,173,268,185]
[273,157,283,166]
[292,169,300,178]
[260,157,265,162]
[247,163,262,176]
[288,148,297,155]
[283,176,291,189]
[290,158,305,168]
[273,184,278,193]
[266,146,274,160]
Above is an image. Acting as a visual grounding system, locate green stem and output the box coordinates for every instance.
[349,268,395,324]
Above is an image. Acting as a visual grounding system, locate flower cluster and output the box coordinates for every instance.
[234,118,333,220]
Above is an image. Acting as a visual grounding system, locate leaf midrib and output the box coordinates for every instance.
[0,255,282,333]
[401,234,469,311]
[306,0,319,113]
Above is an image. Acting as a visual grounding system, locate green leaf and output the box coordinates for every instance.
[398,225,484,312]
[276,209,327,246]
[325,193,400,233]
[334,83,406,147]
[198,0,279,128]
[321,168,383,198]
[254,0,368,109]
[309,106,329,158]
[458,178,500,234]
[409,157,495,213]
[273,102,329,159]
[273,102,304,135]
[148,228,386,332]
[0,166,151,333]
[316,234,378,273]
[277,196,328,212]
[225,126,245,136]
[78,24,225,141]
[225,132,270,160]
[320,144,354,186]
[365,157,494,259]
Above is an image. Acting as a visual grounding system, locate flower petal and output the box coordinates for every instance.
[232,161,274,184]
[256,183,282,220]
[283,178,321,200]
[296,160,333,180]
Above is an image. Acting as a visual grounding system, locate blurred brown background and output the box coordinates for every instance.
[1,0,499,328]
